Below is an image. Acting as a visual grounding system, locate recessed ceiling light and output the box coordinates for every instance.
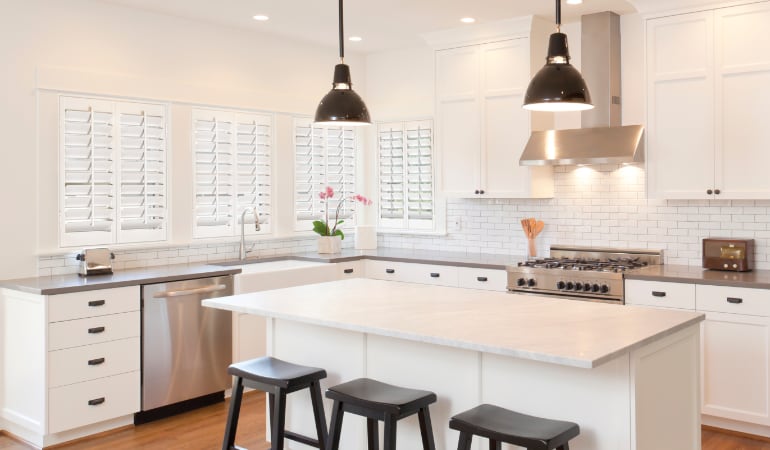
[252,15,269,21]
[566,0,583,4]
[349,36,362,42]
[460,17,476,24]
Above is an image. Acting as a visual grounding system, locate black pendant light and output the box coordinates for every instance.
[523,0,593,112]
[314,0,371,126]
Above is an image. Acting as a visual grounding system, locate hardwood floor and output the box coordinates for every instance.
[1,393,768,449]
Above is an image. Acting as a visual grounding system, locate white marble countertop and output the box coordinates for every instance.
[204,278,704,369]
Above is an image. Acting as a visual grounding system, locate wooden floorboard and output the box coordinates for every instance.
[1,393,768,449]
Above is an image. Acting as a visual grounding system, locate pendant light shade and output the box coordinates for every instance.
[523,1,593,112]
[314,0,371,126]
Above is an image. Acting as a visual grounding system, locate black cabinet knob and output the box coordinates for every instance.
[88,397,106,406]
[714,189,721,195]
[343,268,354,274]
[385,269,395,274]
[651,291,666,297]
[707,189,713,195]
[476,276,488,282]
[430,273,440,278]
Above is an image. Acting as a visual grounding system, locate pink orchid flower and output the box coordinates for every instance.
[354,194,373,205]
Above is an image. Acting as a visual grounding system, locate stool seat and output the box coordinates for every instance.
[327,378,437,415]
[228,356,326,390]
[450,404,579,450]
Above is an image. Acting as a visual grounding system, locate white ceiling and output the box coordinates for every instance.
[95,0,644,53]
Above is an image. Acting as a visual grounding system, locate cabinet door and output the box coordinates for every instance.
[436,46,481,197]
[480,39,547,198]
[646,12,715,199]
[701,311,770,425]
[714,3,770,198]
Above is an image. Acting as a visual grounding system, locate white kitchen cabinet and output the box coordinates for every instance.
[364,260,458,287]
[646,2,770,199]
[336,260,365,279]
[232,261,338,363]
[457,267,507,292]
[432,19,554,199]
[0,286,140,447]
[625,279,696,310]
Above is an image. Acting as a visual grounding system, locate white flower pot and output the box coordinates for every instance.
[317,236,342,254]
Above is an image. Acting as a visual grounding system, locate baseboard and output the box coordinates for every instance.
[702,415,770,441]
[1,429,40,449]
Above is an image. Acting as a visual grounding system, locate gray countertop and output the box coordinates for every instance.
[0,248,522,296]
[624,264,770,289]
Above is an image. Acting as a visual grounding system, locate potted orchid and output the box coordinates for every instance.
[313,186,372,253]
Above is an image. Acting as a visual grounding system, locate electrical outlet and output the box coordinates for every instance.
[450,218,462,232]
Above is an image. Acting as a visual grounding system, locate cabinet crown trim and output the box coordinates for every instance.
[421,15,538,49]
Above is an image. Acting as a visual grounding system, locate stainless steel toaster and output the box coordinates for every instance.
[76,248,115,276]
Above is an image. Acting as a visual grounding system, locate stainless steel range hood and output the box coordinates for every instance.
[520,12,644,166]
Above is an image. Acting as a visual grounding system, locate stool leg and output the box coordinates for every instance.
[489,439,501,450]
[367,418,379,450]
[327,400,344,450]
[383,414,397,450]
[222,377,244,450]
[417,407,436,450]
[557,445,570,450]
[456,431,473,450]
[270,388,287,450]
[309,381,329,450]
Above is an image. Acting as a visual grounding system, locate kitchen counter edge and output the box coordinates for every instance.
[624,264,770,289]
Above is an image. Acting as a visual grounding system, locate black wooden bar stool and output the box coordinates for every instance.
[325,378,437,450]
[449,404,579,450]
[222,356,328,450]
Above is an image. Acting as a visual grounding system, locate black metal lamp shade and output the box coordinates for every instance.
[314,63,371,126]
[523,19,593,111]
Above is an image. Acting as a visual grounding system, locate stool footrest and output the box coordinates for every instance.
[284,430,322,448]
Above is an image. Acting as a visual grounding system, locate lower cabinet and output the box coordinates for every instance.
[625,279,770,430]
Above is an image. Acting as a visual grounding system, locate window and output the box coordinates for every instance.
[192,109,272,238]
[377,120,434,231]
[60,96,168,247]
[294,118,358,231]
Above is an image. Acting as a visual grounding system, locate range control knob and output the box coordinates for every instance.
[600,284,610,294]
[556,281,566,290]
[592,284,600,292]
[583,283,592,292]
[566,282,575,290]
[574,282,584,291]
[517,278,527,287]
[527,278,537,287]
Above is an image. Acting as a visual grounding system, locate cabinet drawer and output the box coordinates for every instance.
[624,280,695,309]
[406,264,458,287]
[48,311,140,351]
[49,371,140,433]
[48,286,139,322]
[696,285,770,317]
[337,261,365,279]
[49,337,140,388]
[457,267,507,291]
[365,260,411,282]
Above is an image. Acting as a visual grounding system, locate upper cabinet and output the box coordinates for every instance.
[646,2,770,199]
[427,17,555,199]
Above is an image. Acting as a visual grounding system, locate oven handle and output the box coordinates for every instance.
[507,288,623,304]
[153,284,228,298]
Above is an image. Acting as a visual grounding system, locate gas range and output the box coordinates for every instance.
[506,246,664,304]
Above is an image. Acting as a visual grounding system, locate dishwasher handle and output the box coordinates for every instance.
[152,284,228,298]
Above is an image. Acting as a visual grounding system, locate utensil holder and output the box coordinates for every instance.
[527,237,537,259]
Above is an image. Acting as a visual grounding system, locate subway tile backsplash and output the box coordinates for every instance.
[37,164,770,275]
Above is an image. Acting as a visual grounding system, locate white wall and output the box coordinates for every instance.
[0,0,366,278]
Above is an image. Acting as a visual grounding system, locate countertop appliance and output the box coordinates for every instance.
[703,238,754,272]
[75,248,114,276]
[137,275,233,423]
[507,246,664,304]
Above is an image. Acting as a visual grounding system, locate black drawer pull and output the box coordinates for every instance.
[477,276,488,282]
[651,291,666,297]
[727,297,743,304]
[430,273,440,278]
[88,357,105,366]
[88,326,105,334]
[385,269,395,274]
[88,300,106,307]
[343,268,354,274]
[88,397,105,406]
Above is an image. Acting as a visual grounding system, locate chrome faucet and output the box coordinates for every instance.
[239,206,260,260]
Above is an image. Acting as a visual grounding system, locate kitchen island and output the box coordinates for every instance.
[204,278,705,450]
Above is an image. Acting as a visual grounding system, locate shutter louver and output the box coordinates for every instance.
[235,113,272,232]
[117,103,167,242]
[377,120,434,231]
[61,98,116,246]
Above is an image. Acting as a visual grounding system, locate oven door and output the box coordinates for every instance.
[507,288,623,305]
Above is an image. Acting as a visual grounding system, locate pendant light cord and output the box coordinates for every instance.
[555,0,561,32]
[338,0,345,61]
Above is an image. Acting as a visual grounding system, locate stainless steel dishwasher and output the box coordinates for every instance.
[137,275,233,423]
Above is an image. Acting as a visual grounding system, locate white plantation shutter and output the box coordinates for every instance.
[294,118,357,230]
[60,98,116,246]
[60,97,168,247]
[117,103,167,243]
[193,109,272,238]
[377,120,434,231]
